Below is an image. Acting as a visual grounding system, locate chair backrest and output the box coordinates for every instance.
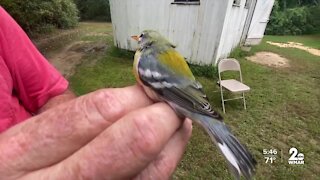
[218,58,243,82]
[218,58,241,73]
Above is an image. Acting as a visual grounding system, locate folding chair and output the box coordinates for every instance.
[218,58,250,113]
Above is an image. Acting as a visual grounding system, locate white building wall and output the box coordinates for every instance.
[110,0,230,65]
[215,0,249,64]
[245,0,275,45]
[109,0,274,65]
[190,0,229,65]
[167,5,199,60]
[110,0,169,50]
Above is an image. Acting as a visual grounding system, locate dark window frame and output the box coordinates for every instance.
[233,0,241,7]
[171,0,200,5]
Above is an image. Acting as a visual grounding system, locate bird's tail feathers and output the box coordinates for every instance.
[189,113,257,179]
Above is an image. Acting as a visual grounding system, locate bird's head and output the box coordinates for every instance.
[131,30,175,50]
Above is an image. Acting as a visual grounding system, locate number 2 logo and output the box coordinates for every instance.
[289,147,304,161]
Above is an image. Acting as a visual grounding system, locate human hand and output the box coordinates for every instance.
[0,85,192,180]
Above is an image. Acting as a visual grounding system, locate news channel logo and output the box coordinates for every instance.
[262,147,304,165]
[288,147,304,165]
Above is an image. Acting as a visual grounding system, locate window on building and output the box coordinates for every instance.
[233,0,241,7]
[172,0,200,5]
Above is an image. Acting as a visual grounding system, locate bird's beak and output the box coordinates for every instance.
[131,35,139,41]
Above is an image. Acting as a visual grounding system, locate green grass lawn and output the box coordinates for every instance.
[69,26,320,179]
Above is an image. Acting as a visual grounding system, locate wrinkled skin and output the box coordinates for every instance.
[0,85,192,180]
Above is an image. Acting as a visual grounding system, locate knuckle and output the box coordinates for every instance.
[130,113,161,159]
[136,158,174,180]
[89,89,124,122]
[152,158,175,179]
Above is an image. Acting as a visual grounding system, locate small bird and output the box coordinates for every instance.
[131,30,256,179]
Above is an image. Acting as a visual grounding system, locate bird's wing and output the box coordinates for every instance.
[137,50,222,120]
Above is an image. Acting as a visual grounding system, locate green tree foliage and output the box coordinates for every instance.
[74,0,111,22]
[266,0,320,35]
[1,0,79,34]
[277,0,319,9]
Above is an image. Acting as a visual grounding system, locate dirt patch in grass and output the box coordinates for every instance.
[267,41,320,56]
[86,32,111,36]
[48,40,107,78]
[33,29,83,50]
[246,51,290,68]
[31,22,111,78]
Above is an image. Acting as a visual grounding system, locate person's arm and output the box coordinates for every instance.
[37,89,76,114]
[0,6,69,115]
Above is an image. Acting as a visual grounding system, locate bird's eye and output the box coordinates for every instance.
[139,33,144,38]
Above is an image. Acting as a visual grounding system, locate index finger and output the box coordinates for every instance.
[0,85,153,177]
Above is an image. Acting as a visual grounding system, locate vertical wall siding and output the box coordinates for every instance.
[215,0,249,64]
[191,0,229,64]
[168,5,199,60]
[110,0,159,50]
[245,0,275,45]
[109,0,254,65]
[110,0,173,51]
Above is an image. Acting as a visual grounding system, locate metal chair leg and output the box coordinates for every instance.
[242,93,247,110]
[222,100,226,113]
[221,89,226,113]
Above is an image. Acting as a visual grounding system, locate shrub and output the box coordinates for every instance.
[51,0,79,28]
[74,0,111,22]
[189,64,218,79]
[266,2,320,35]
[1,0,79,34]
[308,5,320,33]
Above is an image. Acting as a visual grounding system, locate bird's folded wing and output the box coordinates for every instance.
[137,52,222,120]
